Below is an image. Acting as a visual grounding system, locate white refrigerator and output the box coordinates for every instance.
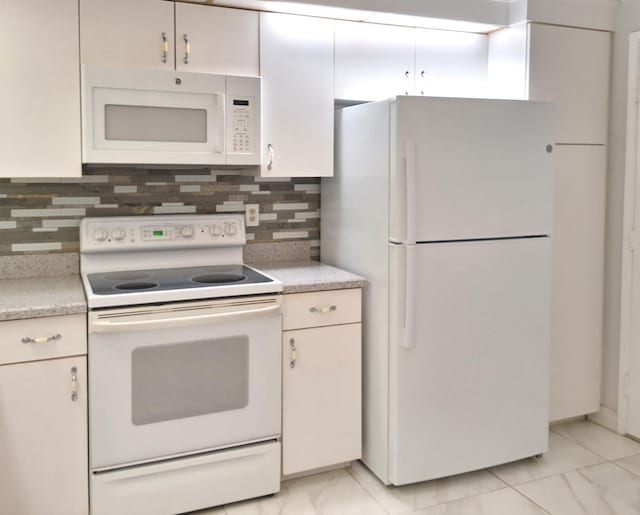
[321,96,554,485]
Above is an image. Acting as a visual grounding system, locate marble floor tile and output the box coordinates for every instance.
[515,462,640,515]
[489,432,604,485]
[223,468,386,515]
[404,488,549,515]
[552,420,640,460]
[615,453,640,477]
[349,460,506,515]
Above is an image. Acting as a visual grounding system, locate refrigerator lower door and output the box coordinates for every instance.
[388,237,551,485]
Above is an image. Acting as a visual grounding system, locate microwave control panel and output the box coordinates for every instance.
[230,98,253,154]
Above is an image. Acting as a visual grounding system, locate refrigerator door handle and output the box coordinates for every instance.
[403,244,417,349]
[405,140,417,245]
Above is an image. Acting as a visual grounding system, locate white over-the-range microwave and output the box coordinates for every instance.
[81,65,260,166]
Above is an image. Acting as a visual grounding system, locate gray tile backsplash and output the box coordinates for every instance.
[0,168,320,259]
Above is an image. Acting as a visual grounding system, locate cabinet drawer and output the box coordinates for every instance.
[0,314,87,365]
[283,289,361,330]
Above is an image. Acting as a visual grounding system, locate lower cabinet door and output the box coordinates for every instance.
[282,324,362,476]
[0,356,88,515]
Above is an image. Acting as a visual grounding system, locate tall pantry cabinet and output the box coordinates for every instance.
[490,23,610,421]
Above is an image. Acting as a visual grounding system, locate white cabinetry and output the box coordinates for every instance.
[335,21,489,101]
[528,24,610,145]
[489,22,610,420]
[415,29,488,98]
[174,3,259,76]
[80,0,174,70]
[260,13,335,177]
[80,0,259,76]
[1,0,80,178]
[335,21,415,101]
[550,145,606,421]
[0,315,88,515]
[281,289,362,476]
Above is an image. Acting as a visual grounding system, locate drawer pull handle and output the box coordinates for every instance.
[70,366,78,402]
[289,338,297,369]
[21,333,61,344]
[309,305,337,314]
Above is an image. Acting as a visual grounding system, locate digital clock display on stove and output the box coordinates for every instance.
[153,230,164,237]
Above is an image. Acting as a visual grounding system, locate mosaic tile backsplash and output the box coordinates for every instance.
[0,169,320,258]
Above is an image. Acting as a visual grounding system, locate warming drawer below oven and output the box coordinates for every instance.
[91,440,280,515]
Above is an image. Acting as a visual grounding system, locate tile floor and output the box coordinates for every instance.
[196,420,640,515]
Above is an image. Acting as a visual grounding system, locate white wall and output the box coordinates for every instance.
[602,0,640,417]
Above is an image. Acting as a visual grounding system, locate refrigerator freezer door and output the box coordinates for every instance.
[389,97,554,243]
[388,237,550,485]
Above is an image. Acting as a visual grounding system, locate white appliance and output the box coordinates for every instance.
[322,96,554,486]
[82,65,260,166]
[80,214,283,515]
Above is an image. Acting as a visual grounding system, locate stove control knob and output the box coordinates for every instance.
[209,224,222,237]
[93,228,108,242]
[111,227,126,241]
[224,223,238,236]
[179,225,195,238]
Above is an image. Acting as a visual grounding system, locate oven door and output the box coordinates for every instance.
[88,295,282,470]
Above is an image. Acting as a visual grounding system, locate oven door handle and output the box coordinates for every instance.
[90,304,281,333]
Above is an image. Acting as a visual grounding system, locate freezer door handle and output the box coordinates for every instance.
[405,140,417,245]
[403,244,417,349]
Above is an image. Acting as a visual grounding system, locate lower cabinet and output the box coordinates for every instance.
[0,356,88,515]
[281,288,362,476]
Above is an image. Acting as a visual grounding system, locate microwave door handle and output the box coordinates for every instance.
[91,304,281,334]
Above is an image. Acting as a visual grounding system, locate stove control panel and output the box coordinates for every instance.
[80,215,246,253]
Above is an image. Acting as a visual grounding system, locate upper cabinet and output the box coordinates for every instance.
[80,0,259,76]
[489,23,611,145]
[335,21,415,101]
[1,0,81,177]
[260,13,335,177]
[174,3,259,76]
[528,24,610,145]
[335,21,489,101]
[80,0,174,70]
[415,29,488,98]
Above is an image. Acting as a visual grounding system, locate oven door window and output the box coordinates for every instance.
[131,335,249,425]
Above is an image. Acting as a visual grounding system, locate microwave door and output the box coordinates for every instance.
[82,67,229,166]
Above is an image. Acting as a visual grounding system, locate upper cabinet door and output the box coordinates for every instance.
[175,4,259,76]
[260,13,334,177]
[335,21,416,101]
[1,0,81,177]
[415,29,488,98]
[80,0,175,70]
[528,24,610,145]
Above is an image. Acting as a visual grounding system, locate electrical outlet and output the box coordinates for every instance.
[245,204,260,227]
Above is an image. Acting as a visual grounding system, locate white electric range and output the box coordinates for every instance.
[80,214,283,515]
